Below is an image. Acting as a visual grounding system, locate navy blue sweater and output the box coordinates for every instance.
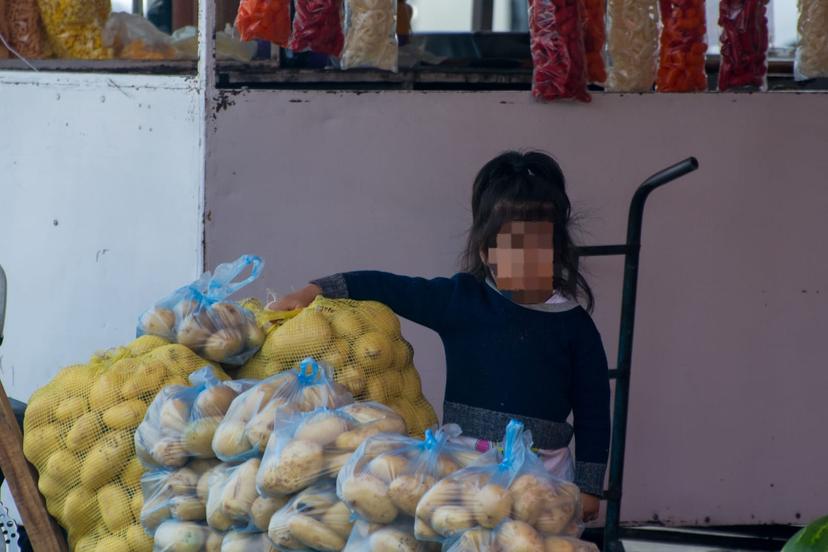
[314,271,610,495]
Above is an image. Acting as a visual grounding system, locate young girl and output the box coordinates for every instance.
[270,151,610,522]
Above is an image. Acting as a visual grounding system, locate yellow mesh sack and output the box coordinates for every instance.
[237,297,438,437]
[35,0,112,59]
[23,335,228,552]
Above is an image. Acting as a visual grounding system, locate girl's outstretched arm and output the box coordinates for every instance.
[269,271,459,332]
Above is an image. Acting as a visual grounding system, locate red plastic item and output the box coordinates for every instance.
[718,0,769,90]
[289,0,344,56]
[236,0,291,46]
[656,0,708,92]
[582,0,607,84]
[529,0,591,102]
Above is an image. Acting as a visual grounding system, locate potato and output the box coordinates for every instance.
[183,417,222,456]
[94,535,129,552]
[159,397,191,432]
[389,474,435,516]
[353,332,394,372]
[155,520,207,552]
[295,411,351,446]
[62,487,99,535]
[289,514,347,551]
[54,396,88,422]
[414,516,438,540]
[496,520,544,552]
[212,303,246,328]
[323,451,353,477]
[341,474,398,524]
[152,438,188,468]
[97,484,133,531]
[269,512,305,550]
[330,310,365,339]
[437,456,461,478]
[251,496,288,531]
[170,496,206,521]
[121,457,144,488]
[23,424,61,464]
[81,431,132,489]
[320,501,354,539]
[205,529,224,552]
[131,493,144,521]
[337,364,366,397]
[197,464,229,501]
[416,479,463,522]
[431,506,475,537]
[174,299,200,320]
[140,308,176,338]
[44,449,80,485]
[121,361,167,400]
[212,420,252,459]
[221,531,275,552]
[102,399,148,430]
[536,502,574,535]
[258,439,324,495]
[473,484,512,528]
[177,316,213,350]
[195,385,239,417]
[220,458,260,520]
[245,323,266,350]
[37,474,62,501]
[368,527,419,552]
[203,329,245,362]
[206,499,233,531]
[245,400,280,452]
[141,494,172,532]
[366,455,409,484]
[188,458,221,476]
[335,420,407,451]
[126,524,154,552]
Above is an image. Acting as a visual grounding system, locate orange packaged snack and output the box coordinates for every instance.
[656,0,708,92]
[236,0,291,46]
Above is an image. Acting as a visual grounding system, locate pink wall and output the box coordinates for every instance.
[206,90,828,525]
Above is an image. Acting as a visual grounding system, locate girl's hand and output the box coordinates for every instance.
[266,284,322,311]
[582,493,600,522]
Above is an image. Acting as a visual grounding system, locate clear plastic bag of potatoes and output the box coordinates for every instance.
[337,425,483,525]
[137,255,266,365]
[140,459,222,535]
[257,402,406,498]
[343,519,440,552]
[414,420,583,546]
[136,367,257,468]
[445,529,599,552]
[267,481,353,551]
[213,359,354,462]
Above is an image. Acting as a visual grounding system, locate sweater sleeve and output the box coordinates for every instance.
[570,310,611,497]
[311,271,458,332]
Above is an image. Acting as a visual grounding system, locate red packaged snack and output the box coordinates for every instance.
[582,0,607,84]
[718,0,769,91]
[235,0,291,46]
[529,0,591,102]
[656,0,708,92]
[290,0,345,57]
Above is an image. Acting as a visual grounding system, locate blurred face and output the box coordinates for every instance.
[485,221,555,304]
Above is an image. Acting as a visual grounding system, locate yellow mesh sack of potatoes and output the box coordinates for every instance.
[23,335,227,552]
[35,0,112,59]
[237,297,437,437]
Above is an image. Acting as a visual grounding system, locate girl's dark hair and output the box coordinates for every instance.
[461,150,594,311]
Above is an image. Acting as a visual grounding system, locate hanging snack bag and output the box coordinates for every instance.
[235,0,291,46]
[135,367,256,468]
[414,420,583,545]
[337,425,482,525]
[656,0,708,92]
[137,255,266,365]
[257,402,406,497]
[212,359,354,462]
[795,0,828,80]
[340,0,398,71]
[606,0,658,92]
[290,0,345,57]
[582,0,607,84]
[529,0,591,102]
[267,481,353,551]
[717,0,769,91]
[344,519,440,552]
